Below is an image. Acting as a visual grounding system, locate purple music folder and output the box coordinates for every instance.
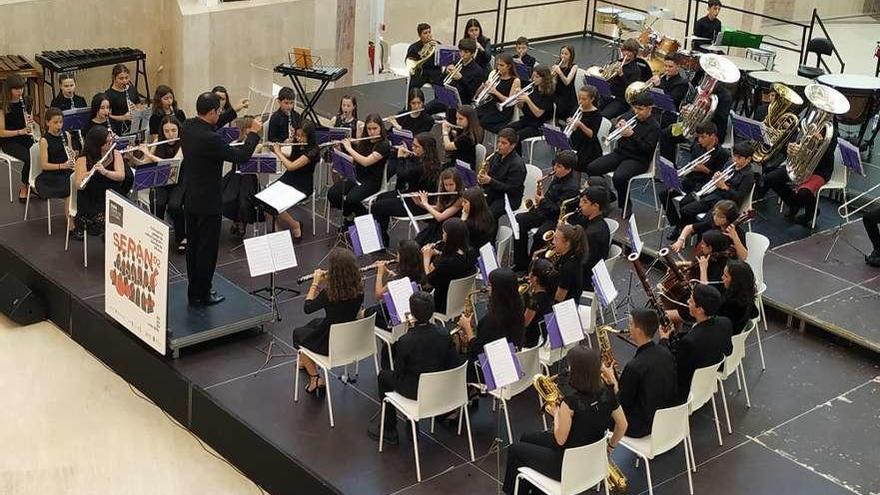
[456,160,477,187]
[436,45,461,67]
[218,126,241,144]
[390,128,414,148]
[838,139,864,176]
[731,113,765,143]
[382,282,420,326]
[657,156,683,193]
[238,154,277,174]
[433,84,461,109]
[348,219,384,256]
[329,126,352,141]
[114,135,136,151]
[514,60,530,81]
[478,342,524,391]
[542,124,571,150]
[62,108,90,131]
[544,312,565,349]
[132,161,176,191]
[584,75,611,98]
[591,274,613,308]
[316,128,330,145]
[332,149,358,182]
[649,88,676,113]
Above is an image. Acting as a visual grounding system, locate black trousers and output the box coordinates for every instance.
[765,167,815,216]
[370,191,427,246]
[587,151,649,210]
[1,140,31,185]
[378,369,416,429]
[502,431,565,494]
[659,126,686,162]
[513,208,555,270]
[327,180,379,218]
[152,185,186,244]
[488,195,516,220]
[863,206,880,253]
[185,213,221,301]
[599,98,629,120]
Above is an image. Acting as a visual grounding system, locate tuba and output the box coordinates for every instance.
[671,55,739,138]
[752,83,803,164]
[784,84,849,186]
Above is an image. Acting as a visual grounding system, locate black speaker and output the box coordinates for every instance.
[0,273,47,326]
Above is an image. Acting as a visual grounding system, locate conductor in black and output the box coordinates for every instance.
[182,92,262,306]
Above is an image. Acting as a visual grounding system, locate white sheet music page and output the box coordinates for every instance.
[479,242,498,276]
[629,215,643,257]
[504,194,520,240]
[354,214,383,254]
[484,338,519,388]
[267,231,298,272]
[592,259,618,306]
[255,181,306,213]
[552,299,583,346]
[386,277,414,323]
[244,236,274,277]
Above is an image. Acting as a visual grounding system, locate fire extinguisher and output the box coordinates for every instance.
[368,41,376,75]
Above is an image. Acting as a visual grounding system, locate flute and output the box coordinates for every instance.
[397,191,460,198]
[79,145,117,189]
[392,145,416,156]
[297,260,397,284]
[440,120,464,130]
[319,136,375,148]
[119,138,180,154]
[383,110,421,121]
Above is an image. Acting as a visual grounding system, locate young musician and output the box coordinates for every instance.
[181,92,262,306]
[422,218,477,314]
[268,87,302,144]
[513,36,537,80]
[658,122,729,222]
[509,65,556,153]
[569,85,604,173]
[50,73,87,110]
[148,85,186,142]
[476,53,521,133]
[327,113,391,221]
[586,92,659,213]
[388,88,435,136]
[660,283,732,402]
[551,45,579,122]
[407,23,443,89]
[672,200,748,261]
[863,206,880,267]
[523,258,558,347]
[332,95,359,137]
[72,127,127,239]
[649,54,690,127]
[718,260,758,335]
[600,39,645,120]
[413,168,466,246]
[293,247,365,395]
[371,132,441,246]
[442,105,483,169]
[105,64,140,135]
[693,0,723,53]
[84,93,112,138]
[465,18,493,71]
[480,128,527,219]
[137,116,187,253]
[36,108,75,226]
[568,186,611,291]
[367,291,461,445]
[222,117,262,240]
[461,186,497,249]
[513,151,580,271]
[502,346,627,495]
[212,85,249,129]
[0,74,35,202]
[372,241,428,319]
[441,38,486,109]
[272,119,321,242]
[602,308,678,438]
[551,223,587,302]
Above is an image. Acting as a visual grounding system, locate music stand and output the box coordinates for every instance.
[649,88,677,115]
[824,140,866,262]
[435,45,460,67]
[731,113,768,144]
[390,128,414,149]
[290,47,315,69]
[584,75,612,99]
[456,160,477,187]
[541,124,571,151]
[656,155,683,240]
[433,84,462,109]
[328,149,357,251]
[513,60,530,81]
[227,154,281,254]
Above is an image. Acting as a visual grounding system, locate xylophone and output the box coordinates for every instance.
[0,55,45,124]
[35,47,149,104]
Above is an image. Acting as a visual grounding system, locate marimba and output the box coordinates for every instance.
[0,55,45,125]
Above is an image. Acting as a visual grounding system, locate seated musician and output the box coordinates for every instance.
[523,258,558,348]
[431,38,486,118]
[332,95,360,137]
[422,218,477,314]
[326,114,391,223]
[369,240,427,339]
[666,141,755,239]
[862,205,880,267]
[658,83,732,162]
[293,247,365,396]
[509,65,556,155]
[599,39,644,120]
[479,128,527,219]
[72,127,127,240]
[271,119,321,242]
[502,346,627,495]
[660,283,732,403]
[718,260,758,335]
[513,151,580,271]
[212,85,249,129]
[513,36,537,81]
[764,125,839,225]
[476,53,521,133]
[568,186,611,291]
[49,73,87,111]
[37,108,75,232]
[671,199,748,262]
[649,54,690,127]
[413,168,465,246]
[84,93,112,138]
[551,45,579,122]
[602,308,678,438]
[569,85,603,173]
[442,105,483,169]
[105,64,140,136]
[586,92,659,213]
[387,88,435,136]
[148,85,186,142]
[407,23,443,89]
[267,86,302,144]
[665,230,737,328]
[550,223,587,303]
[692,0,723,53]
[367,291,462,445]
[0,75,39,202]
[221,117,263,239]
[465,18,493,72]
[461,186,497,249]
[371,132,441,246]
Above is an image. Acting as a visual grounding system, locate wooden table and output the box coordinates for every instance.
[0,55,45,125]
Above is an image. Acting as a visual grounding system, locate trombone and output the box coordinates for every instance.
[677,147,715,177]
[603,115,638,146]
[693,162,735,199]
[497,82,534,111]
[838,182,880,220]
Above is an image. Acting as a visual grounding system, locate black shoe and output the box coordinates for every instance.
[203,292,225,305]
[795,210,815,226]
[666,227,682,241]
[70,229,85,241]
[368,422,399,445]
[866,251,880,267]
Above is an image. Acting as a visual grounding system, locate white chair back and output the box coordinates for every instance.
[745,232,770,290]
[649,401,691,457]
[560,437,609,494]
[573,68,588,95]
[443,274,477,320]
[520,164,543,210]
[604,218,619,246]
[327,314,377,366]
[598,117,613,155]
[739,184,755,214]
[604,244,624,274]
[721,322,753,379]
[827,150,848,186]
[68,173,79,217]
[28,143,41,185]
[578,291,600,336]
[689,360,723,411]
[500,346,541,399]
[416,362,469,418]
[389,43,410,77]
[475,143,487,167]
[496,225,513,266]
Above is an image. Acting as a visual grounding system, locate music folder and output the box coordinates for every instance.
[837,139,864,176]
[649,88,676,113]
[435,45,460,67]
[349,214,384,256]
[656,155,683,193]
[478,338,523,391]
[628,214,644,258]
[382,277,419,326]
[62,107,90,131]
[504,194,520,240]
[541,124,571,151]
[390,128,414,148]
[584,75,612,98]
[591,259,618,308]
[477,242,498,281]
[543,299,584,349]
[331,149,358,183]
[433,84,462,109]
[456,160,477,187]
[731,113,768,144]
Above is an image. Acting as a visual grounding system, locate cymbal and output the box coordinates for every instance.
[647,6,675,19]
[684,35,711,41]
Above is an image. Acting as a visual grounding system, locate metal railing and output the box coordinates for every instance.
[453,0,503,47]
[807,8,846,73]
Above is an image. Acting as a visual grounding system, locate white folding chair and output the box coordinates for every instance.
[717,322,755,434]
[622,147,659,219]
[65,174,87,267]
[745,231,769,370]
[389,43,412,106]
[522,135,545,165]
[496,224,514,266]
[293,314,377,428]
[619,401,694,495]
[739,184,756,232]
[433,274,477,323]
[603,218,619,248]
[577,291,600,345]
[598,118,613,155]
[374,320,407,372]
[517,164,544,212]
[0,150,15,202]
[811,149,848,229]
[515,437,611,495]
[488,346,543,444]
[379,362,475,482]
[602,244,624,321]
[23,143,52,235]
[475,143,487,167]
[687,360,726,447]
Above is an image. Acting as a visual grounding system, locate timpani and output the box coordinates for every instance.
[817,73,880,148]
[747,71,813,118]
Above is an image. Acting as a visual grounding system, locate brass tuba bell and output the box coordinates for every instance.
[753,83,802,164]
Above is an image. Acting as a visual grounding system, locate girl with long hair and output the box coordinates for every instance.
[0,74,35,201]
[551,223,587,302]
[149,85,186,142]
[105,64,139,135]
[523,258,559,348]
[442,105,484,169]
[718,260,758,334]
[476,53,521,133]
[464,18,493,70]
[388,88,435,136]
[423,218,477,314]
[461,186,496,249]
[509,65,556,153]
[72,126,127,239]
[84,93,112,138]
[211,85,249,129]
[137,116,187,252]
[552,45,579,122]
[414,167,466,246]
[332,94,359,137]
[271,119,321,241]
[327,113,391,221]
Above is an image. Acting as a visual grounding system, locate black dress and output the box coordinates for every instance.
[524,290,554,348]
[149,109,187,137]
[1,100,33,185]
[279,144,320,195]
[446,132,477,170]
[76,159,123,235]
[477,77,515,133]
[427,251,476,314]
[570,109,603,172]
[105,86,138,135]
[292,291,364,355]
[554,65,578,121]
[509,91,555,146]
[395,112,435,136]
[35,132,73,199]
[49,94,87,111]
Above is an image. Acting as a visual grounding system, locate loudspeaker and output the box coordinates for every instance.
[0,273,47,326]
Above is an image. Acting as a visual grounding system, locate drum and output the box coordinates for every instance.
[596,6,623,24]
[746,47,776,71]
[618,11,646,32]
[657,36,680,57]
[749,71,812,91]
[638,27,653,45]
[676,50,700,71]
[723,55,766,73]
[817,74,880,126]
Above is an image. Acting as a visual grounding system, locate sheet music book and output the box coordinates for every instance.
[329,126,352,141]
[456,160,477,187]
[132,158,182,191]
[238,153,280,174]
[544,298,584,349]
[504,194,520,240]
[332,149,358,182]
[656,155,683,193]
[628,215,644,257]
[390,128,414,148]
[435,45,461,67]
[649,89,676,113]
[478,338,523,391]
[477,242,498,280]
[584,75,612,98]
[837,139,864,176]
[591,259,618,308]
[731,113,768,144]
[349,214,383,255]
[384,277,414,325]
[433,84,462,109]
[244,231,298,277]
[62,107,90,131]
[254,181,307,214]
[542,124,571,150]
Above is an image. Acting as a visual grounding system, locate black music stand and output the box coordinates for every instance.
[326,149,357,255]
[279,53,338,124]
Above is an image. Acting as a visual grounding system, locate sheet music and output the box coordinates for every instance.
[386,277,414,323]
[504,194,520,240]
[244,231,298,277]
[400,195,421,234]
[354,214,382,254]
[553,299,583,346]
[268,231,298,272]
[628,215,644,257]
[484,338,520,389]
[592,259,618,307]
[254,181,307,213]
[479,242,498,279]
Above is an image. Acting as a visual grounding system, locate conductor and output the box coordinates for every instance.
[182,92,262,306]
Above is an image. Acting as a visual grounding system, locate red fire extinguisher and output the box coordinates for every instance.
[368,41,376,75]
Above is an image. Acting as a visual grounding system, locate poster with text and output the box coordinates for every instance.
[104,190,169,355]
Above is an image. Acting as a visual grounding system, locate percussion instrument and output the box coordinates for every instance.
[647,6,675,19]
[702,45,726,54]
[747,71,813,117]
[596,6,623,24]
[274,62,348,124]
[36,47,148,103]
[0,55,45,125]
[746,47,776,71]
[676,50,701,72]
[817,73,880,147]
[618,12,646,32]
[723,55,766,73]
[656,36,681,57]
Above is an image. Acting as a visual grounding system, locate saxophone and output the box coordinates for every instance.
[752,83,802,164]
[477,151,495,182]
[450,288,486,353]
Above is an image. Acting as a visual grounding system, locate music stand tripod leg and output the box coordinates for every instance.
[250,210,301,320]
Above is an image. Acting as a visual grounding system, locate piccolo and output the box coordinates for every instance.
[318,136,375,148]
[677,147,715,177]
[119,138,180,154]
[397,191,460,198]
[297,260,397,284]
[229,140,308,147]
[392,145,416,156]
[383,110,421,121]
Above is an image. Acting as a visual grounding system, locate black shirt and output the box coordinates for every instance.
[395,157,437,194]
[448,132,477,169]
[618,341,678,438]
[555,251,584,302]
[703,164,754,206]
[682,142,731,192]
[299,291,365,355]
[50,94,87,111]
[332,115,359,136]
[581,215,611,289]
[451,59,487,105]
[616,113,660,163]
[1,101,32,148]
[610,59,643,99]
[149,109,186,137]
[717,288,757,335]
[469,312,525,366]
[393,322,462,398]
[354,139,391,187]
[570,108,604,170]
[711,86,732,141]
[519,91,554,129]
[267,109,303,143]
[279,144,320,195]
[395,111,435,136]
[661,316,733,402]
[538,172,580,221]
[105,86,138,135]
[557,375,619,448]
[485,150,527,208]
[427,251,477,313]
[524,290,554,348]
[44,132,70,165]
[407,40,442,80]
[467,217,497,251]
[658,74,690,110]
[694,16,722,52]
[474,37,493,71]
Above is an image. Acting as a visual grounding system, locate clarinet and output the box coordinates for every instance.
[62,132,77,168]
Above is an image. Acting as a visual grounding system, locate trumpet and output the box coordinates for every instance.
[563,107,583,138]
[443,58,464,85]
[474,70,500,106]
[603,115,638,146]
[497,82,534,111]
[694,162,735,199]
[677,147,716,177]
[118,138,181,154]
[524,170,554,210]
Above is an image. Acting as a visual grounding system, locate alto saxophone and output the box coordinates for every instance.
[477,151,495,182]
[450,288,485,353]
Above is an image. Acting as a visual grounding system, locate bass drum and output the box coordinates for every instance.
[657,36,680,57]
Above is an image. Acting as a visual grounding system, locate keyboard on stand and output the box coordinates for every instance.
[273,63,349,123]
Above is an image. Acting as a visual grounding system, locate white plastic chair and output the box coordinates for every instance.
[745,232,769,370]
[65,174,87,267]
[577,291,600,345]
[622,147,659,219]
[488,345,543,444]
[523,135,545,165]
[717,321,755,434]
[687,360,726,447]
[293,314,378,428]
[517,164,543,212]
[602,244,624,322]
[374,320,407,371]
[740,184,756,232]
[811,149,848,229]
[389,43,412,105]
[603,218,619,248]
[515,436,611,495]
[23,143,52,235]
[619,401,694,495]
[475,143,487,168]
[496,224,514,266]
[598,117,613,155]
[378,361,475,482]
[721,111,734,150]
[433,274,476,323]
[0,150,15,202]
